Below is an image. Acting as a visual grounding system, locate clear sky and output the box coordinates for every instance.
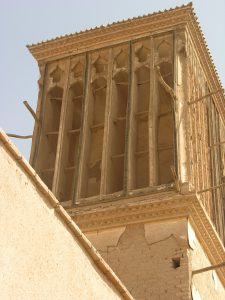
[1,0,225,160]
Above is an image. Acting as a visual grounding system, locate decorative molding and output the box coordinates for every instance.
[27,3,225,130]
[27,4,192,62]
[67,191,225,286]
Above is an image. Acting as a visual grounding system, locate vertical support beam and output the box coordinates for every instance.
[30,63,47,167]
[74,53,91,204]
[100,48,113,197]
[52,58,71,195]
[124,42,132,195]
[172,30,179,184]
[175,28,189,188]
[126,41,134,192]
[149,36,157,186]
[71,54,88,205]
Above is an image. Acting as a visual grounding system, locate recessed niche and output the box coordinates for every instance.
[37,86,64,190]
[106,70,128,194]
[130,65,150,189]
[80,76,107,198]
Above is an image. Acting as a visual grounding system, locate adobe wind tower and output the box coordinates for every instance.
[28,3,225,299]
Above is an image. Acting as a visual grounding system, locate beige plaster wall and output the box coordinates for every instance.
[87,219,190,300]
[188,223,225,300]
[0,141,125,300]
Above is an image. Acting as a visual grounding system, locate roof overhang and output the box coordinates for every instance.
[27,3,225,122]
[27,3,192,63]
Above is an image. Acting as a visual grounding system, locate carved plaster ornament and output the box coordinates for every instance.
[176,30,187,57]
[113,69,128,83]
[113,67,127,78]
[37,63,45,88]
[93,55,108,75]
[48,65,64,89]
[157,39,172,60]
[114,49,128,69]
[91,76,106,90]
[70,60,84,84]
[135,45,150,63]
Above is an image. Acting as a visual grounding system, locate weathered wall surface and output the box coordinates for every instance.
[189,224,225,300]
[87,219,190,300]
[0,140,126,300]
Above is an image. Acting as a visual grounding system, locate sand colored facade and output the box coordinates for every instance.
[87,219,190,299]
[0,131,133,300]
[87,220,225,300]
[189,223,225,299]
[1,3,225,300]
[28,3,225,245]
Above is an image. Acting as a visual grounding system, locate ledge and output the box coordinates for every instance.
[68,190,225,287]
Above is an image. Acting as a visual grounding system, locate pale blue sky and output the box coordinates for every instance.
[1,0,225,160]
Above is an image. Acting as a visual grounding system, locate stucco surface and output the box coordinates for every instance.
[189,223,225,300]
[0,141,125,300]
[87,219,190,299]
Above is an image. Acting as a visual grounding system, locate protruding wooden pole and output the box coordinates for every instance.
[23,100,39,123]
[6,133,32,139]
[193,262,225,275]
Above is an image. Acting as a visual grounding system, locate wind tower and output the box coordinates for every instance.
[28,3,225,299]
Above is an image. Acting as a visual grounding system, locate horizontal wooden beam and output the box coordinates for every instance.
[188,89,224,105]
[197,182,225,194]
[193,261,225,275]
[209,140,225,149]
[6,133,33,139]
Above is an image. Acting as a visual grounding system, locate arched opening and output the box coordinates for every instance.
[81,77,107,198]
[39,86,64,189]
